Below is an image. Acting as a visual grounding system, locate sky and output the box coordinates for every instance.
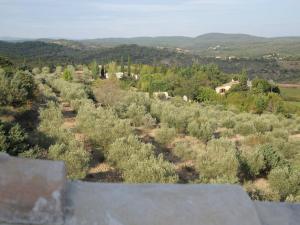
[0,0,299,39]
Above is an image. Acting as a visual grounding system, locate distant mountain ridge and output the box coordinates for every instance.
[78,33,300,57]
[1,33,300,57]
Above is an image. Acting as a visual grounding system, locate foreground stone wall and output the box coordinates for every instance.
[0,153,299,225]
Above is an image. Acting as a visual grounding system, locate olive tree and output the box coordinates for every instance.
[196,138,239,183]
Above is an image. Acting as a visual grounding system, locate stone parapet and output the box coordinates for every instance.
[0,154,299,225]
[0,153,66,225]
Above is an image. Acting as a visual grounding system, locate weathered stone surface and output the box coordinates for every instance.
[65,182,262,225]
[255,201,300,225]
[0,153,66,225]
[1,154,299,225]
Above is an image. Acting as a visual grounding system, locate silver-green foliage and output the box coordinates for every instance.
[76,102,132,151]
[239,146,266,177]
[196,138,239,184]
[108,135,178,183]
[173,140,205,161]
[155,124,177,145]
[187,119,217,143]
[50,78,88,103]
[268,166,300,200]
[48,141,90,180]
[39,102,90,179]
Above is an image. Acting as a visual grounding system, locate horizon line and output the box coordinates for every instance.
[1,32,300,41]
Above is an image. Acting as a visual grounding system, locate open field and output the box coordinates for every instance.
[280,86,300,102]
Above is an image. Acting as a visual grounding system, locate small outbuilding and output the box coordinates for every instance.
[215,79,240,94]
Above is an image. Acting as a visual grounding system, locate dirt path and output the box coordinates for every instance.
[136,127,199,183]
[278,83,300,88]
[289,133,300,141]
[57,93,122,182]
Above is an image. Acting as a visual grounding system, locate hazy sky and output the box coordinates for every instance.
[0,0,299,39]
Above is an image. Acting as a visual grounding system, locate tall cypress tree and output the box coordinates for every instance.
[101,65,105,79]
[153,58,158,73]
[127,55,131,76]
[91,60,99,79]
[121,56,124,74]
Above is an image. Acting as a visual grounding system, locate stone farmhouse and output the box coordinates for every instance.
[215,79,252,94]
[215,79,240,94]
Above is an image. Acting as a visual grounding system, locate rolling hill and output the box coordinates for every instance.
[1,35,300,82]
[2,33,300,58]
[72,33,300,57]
[0,41,194,66]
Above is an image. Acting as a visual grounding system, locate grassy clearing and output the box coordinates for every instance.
[289,101,300,107]
[280,86,300,102]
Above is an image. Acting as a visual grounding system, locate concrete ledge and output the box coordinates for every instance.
[0,153,66,225]
[255,201,300,225]
[1,154,299,225]
[64,182,262,225]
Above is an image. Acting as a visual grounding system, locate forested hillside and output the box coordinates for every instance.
[54,33,300,57]
[0,41,193,67]
[1,40,300,82]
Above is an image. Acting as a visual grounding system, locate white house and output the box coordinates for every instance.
[215,79,252,94]
[215,79,240,94]
[115,72,124,79]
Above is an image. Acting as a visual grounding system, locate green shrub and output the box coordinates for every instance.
[76,103,132,152]
[274,140,300,163]
[108,135,178,183]
[0,122,28,156]
[222,118,236,129]
[70,98,94,112]
[268,129,289,141]
[42,67,50,74]
[141,113,157,128]
[50,79,88,102]
[38,101,64,139]
[125,103,147,126]
[220,129,235,138]
[93,79,125,106]
[155,124,176,145]
[196,138,239,183]
[55,66,62,77]
[173,140,205,161]
[7,124,28,155]
[253,119,273,134]
[154,102,197,133]
[243,182,279,201]
[32,67,41,75]
[62,69,73,81]
[150,101,164,121]
[239,146,265,178]
[234,122,256,136]
[268,166,300,200]
[19,146,44,159]
[48,141,90,180]
[0,125,8,152]
[123,155,178,183]
[196,87,218,102]
[286,195,300,203]
[258,144,284,172]
[0,70,36,105]
[187,120,216,143]
[161,107,189,133]
[253,95,268,114]
[38,83,58,102]
[107,135,153,167]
